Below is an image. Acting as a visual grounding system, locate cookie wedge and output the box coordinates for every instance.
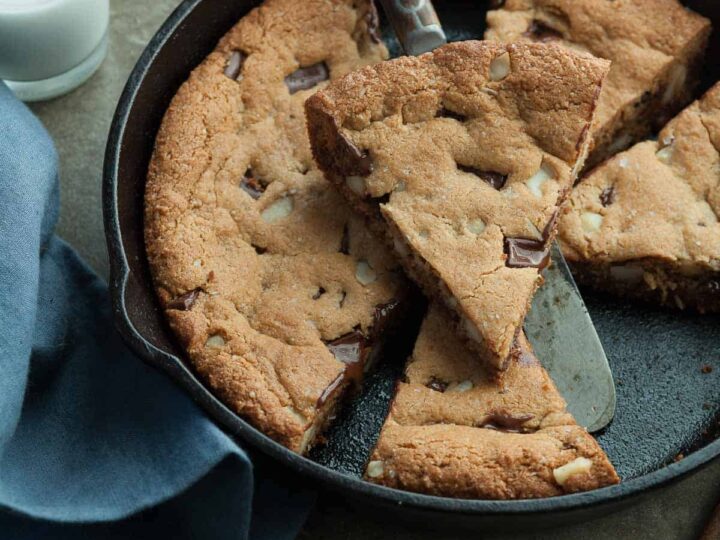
[145,0,408,454]
[306,41,608,372]
[364,304,619,498]
[559,82,720,313]
[485,0,711,168]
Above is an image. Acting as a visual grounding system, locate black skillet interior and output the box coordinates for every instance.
[104,0,720,525]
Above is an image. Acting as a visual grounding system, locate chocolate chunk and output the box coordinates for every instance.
[252,244,267,255]
[523,20,563,42]
[365,4,381,44]
[317,330,370,406]
[240,168,266,199]
[600,186,616,207]
[504,237,551,269]
[327,331,368,369]
[426,377,449,393]
[339,224,350,254]
[373,298,401,333]
[480,409,535,433]
[224,50,246,80]
[167,289,200,311]
[490,0,506,7]
[317,372,344,407]
[437,107,467,122]
[459,165,508,190]
[285,62,329,94]
[312,287,326,300]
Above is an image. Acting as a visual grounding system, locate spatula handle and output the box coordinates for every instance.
[377,0,447,56]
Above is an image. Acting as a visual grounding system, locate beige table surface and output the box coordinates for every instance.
[29,1,720,537]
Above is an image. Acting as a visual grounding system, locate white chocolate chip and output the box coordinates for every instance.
[261,196,293,223]
[526,163,554,198]
[462,316,483,344]
[355,260,377,285]
[366,460,384,478]
[662,64,687,105]
[393,237,409,257]
[395,181,406,192]
[346,175,366,195]
[447,380,474,393]
[656,145,674,164]
[193,259,202,268]
[205,334,225,348]
[553,457,593,486]
[299,423,318,453]
[618,158,630,169]
[489,51,511,81]
[467,219,486,235]
[580,212,603,233]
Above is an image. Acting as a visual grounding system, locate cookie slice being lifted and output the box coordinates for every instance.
[306,41,609,372]
[559,82,720,313]
[364,304,619,498]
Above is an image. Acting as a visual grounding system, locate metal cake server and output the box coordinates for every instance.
[377,0,616,432]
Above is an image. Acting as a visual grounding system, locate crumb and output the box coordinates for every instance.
[701,364,713,374]
[674,453,684,462]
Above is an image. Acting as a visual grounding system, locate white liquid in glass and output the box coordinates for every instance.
[0,0,109,101]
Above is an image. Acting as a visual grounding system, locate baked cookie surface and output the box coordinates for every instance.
[559,82,720,312]
[364,304,619,498]
[144,0,408,453]
[306,40,608,372]
[485,0,711,167]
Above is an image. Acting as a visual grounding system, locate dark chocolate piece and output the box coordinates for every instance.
[339,224,350,254]
[285,62,329,94]
[458,165,508,190]
[252,244,267,255]
[313,287,326,300]
[426,377,448,393]
[373,298,401,332]
[542,210,559,241]
[224,50,246,80]
[437,107,467,122]
[240,168,266,199]
[504,237,551,269]
[317,331,370,406]
[167,289,200,311]
[523,20,563,42]
[600,186,616,207]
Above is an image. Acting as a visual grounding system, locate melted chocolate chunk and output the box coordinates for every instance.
[426,377,449,393]
[437,107,467,122]
[458,165,507,190]
[312,287,326,300]
[339,224,350,255]
[240,168,266,199]
[523,20,563,42]
[373,298,400,333]
[480,410,535,433]
[317,331,370,406]
[167,289,200,311]
[600,186,616,207]
[285,62,329,94]
[365,4,381,44]
[224,50,246,80]
[252,244,267,255]
[504,237,551,269]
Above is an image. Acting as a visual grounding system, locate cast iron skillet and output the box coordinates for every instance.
[103,0,720,531]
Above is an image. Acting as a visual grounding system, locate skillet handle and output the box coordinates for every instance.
[377,0,447,56]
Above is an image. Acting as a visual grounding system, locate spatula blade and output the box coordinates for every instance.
[525,243,616,432]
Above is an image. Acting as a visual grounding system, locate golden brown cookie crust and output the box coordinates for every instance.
[306,40,608,372]
[144,0,406,453]
[485,0,711,167]
[559,82,720,312]
[364,305,619,498]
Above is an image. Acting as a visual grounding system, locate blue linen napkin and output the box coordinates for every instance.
[0,82,314,539]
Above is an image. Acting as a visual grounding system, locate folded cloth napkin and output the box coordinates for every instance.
[0,83,314,539]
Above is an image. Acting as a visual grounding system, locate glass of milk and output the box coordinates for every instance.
[0,0,109,102]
